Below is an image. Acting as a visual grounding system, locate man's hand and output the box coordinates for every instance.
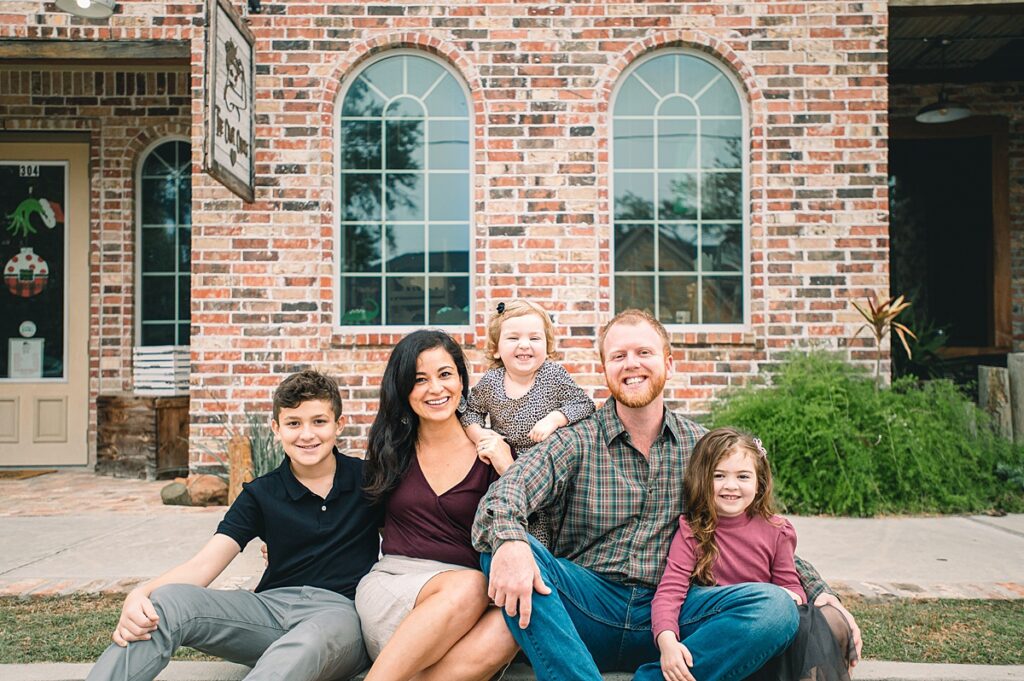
[261,543,268,567]
[477,432,514,475]
[112,589,160,647]
[487,540,551,629]
[529,411,568,443]
[814,592,862,665]
[656,631,696,681]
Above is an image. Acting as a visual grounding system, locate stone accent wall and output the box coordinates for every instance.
[1,1,890,464]
[890,81,1024,353]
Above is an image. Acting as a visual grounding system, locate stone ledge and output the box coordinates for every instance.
[4,661,1024,681]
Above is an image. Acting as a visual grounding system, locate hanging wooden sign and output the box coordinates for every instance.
[204,0,255,203]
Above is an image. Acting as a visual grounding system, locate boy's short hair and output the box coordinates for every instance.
[272,370,343,421]
[486,299,557,369]
[598,308,672,363]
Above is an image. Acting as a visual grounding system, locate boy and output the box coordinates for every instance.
[87,370,380,681]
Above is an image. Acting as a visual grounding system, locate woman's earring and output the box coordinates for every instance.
[457,396,468,415]
[400,415,409,426]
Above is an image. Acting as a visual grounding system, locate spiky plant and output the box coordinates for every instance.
[852,293,918,389]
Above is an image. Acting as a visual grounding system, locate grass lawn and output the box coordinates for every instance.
[1,595,1023,665]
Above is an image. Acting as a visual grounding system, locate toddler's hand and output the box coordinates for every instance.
[657,632,696,681]
[529,413,563,443]
[783,587,803,604]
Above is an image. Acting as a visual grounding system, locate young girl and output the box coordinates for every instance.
[642,427,856,681]
[461,300,595,544]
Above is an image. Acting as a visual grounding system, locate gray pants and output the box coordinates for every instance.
[86,584,369,681]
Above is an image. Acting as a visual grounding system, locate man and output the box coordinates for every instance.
[472,309,861,681]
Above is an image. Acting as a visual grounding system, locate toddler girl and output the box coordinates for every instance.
[641,427,856,681]
[462,299,594,455]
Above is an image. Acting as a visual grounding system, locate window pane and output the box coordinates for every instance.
[343,174,381,222]
[408,58,445,97]
[385,224,425,273]
[177,323,190,345]
[701,172,741,220]
[428,120,469,170]
[635,58,675,98]
[429,276,469,325]
[701,223,742,272]
[386,97,424,118]
[659,223,698,272]
[142,147,173,177]
[340,277,382,325]
[385,173,424,221]
[423,74,468,117]
[614,224,654,272]
[658,173,697,220]
[614,172,654,220]
[177,178,191,224]
[614,119,653,170]
[615,275,655,313]
[386,119,424,170]
[178,275,190,322]
[386,276,426,325]
[341,224,382,273]
[698,76,741,116]
[141,178,176,226]
[703,277,743,323]
[679,58,722,99]
[659,96,695,117]
[341,76,385,117]
[341,121,382,170]
[362,57,403,100]
[141,226,175,273]
[429,224,469,272]
[142,324,175,345]
[142,275,175,320]
[658,119,696,169]
[659,276,698,325]
[178,228,191,270]
[429,174,469,221]
[701,119,741,169]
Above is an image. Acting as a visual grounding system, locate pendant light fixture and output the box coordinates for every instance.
[915,38,972,124]
[55,0,116,19]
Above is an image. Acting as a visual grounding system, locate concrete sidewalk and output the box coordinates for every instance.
[2,471,1024,681]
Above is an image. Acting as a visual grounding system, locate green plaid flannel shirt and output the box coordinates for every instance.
[472,398,834,601]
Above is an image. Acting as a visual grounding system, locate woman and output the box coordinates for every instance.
[356,329,520,681]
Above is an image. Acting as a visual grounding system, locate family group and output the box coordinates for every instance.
[86,304,861,681]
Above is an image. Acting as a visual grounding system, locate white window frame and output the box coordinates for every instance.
[610,48,751,332]
[134,136,192,346]
[333,49,475,333]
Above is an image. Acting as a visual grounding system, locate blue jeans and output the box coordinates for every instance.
[480,535,798,681]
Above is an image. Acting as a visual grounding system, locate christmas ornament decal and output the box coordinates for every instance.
[4,247,49,298]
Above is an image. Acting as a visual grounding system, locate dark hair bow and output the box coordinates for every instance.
[496,302,505,314]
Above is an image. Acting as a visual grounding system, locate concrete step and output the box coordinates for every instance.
[3,661,1024,681]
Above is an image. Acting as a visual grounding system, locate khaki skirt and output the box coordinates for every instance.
[354,554,471,659]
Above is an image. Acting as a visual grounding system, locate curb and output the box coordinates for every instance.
[3,661,1024,681]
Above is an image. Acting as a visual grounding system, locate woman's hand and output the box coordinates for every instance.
[656,631,696,681]
[477,432,514,475]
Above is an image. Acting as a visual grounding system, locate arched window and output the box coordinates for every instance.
[338,53,471,327]
[136,139,191,345]
[612,52,746,326]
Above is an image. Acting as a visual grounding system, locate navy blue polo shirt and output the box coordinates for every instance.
[216,448,381,600]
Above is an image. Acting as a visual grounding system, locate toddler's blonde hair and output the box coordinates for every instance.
[486,300,557,369]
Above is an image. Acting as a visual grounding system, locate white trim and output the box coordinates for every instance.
[134,136,192,347]
[334,49,475,333]
[609,48,752,333]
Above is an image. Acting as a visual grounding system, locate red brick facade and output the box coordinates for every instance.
[1,0,891,465]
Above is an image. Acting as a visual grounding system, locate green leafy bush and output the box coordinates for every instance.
[708,352,1024,516]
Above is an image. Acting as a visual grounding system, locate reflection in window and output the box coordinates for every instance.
[138,140,191,345]
[612,52,744,325]
[339,54,470,326]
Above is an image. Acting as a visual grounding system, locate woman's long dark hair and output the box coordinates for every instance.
[363,329,470,502]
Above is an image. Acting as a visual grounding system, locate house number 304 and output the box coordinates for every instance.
[19,165,40,177]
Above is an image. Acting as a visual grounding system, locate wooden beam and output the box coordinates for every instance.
[0,39,189,63]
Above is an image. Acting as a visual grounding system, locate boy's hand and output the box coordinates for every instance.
[528,411,567,443]
[657,631,696,681]
[783,587,803,604]
[113,589,160,646]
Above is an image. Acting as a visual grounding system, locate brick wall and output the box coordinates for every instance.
[889,81,1024,353]
[1,0,890,464]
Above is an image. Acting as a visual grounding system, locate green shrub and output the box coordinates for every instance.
[708,352,1024,516]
